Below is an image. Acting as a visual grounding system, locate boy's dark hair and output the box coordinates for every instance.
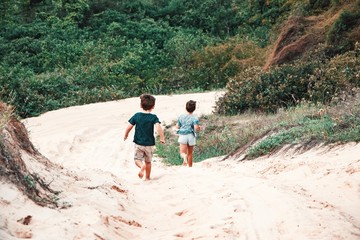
[186,100,196,113]
[140,94,156,110]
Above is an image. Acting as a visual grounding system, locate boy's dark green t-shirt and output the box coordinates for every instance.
[128,112,161,146]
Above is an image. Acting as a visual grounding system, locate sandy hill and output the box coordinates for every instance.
[1,91,359,240]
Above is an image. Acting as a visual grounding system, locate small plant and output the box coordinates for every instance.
[24,175,36,189]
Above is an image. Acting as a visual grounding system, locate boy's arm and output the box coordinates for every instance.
[124,124,134,141]
[155,123,165,144]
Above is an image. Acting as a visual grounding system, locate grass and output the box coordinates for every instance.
[156,89,360,164]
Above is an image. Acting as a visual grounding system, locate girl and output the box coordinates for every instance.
[175,100,200,167]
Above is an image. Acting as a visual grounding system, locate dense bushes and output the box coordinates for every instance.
[215,1,360,115]
[1,0,359,118]
[327,9,360,54]
[215,43,360,115]
[0,65,126,117]
[0,0,248,117]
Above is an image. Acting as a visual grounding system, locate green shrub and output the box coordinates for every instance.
[215,62,313,114]
[247,131,295,158]
[216,44,360,115]
[327,10,360,54]
[308,0,331,10]
[247,113,353,159]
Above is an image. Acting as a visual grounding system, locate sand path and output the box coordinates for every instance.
[1,91,359,240]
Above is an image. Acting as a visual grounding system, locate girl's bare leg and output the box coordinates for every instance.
[187,146,194,167]
[135,160,145,178]
[181,153,187,166]
[179,144,188,166]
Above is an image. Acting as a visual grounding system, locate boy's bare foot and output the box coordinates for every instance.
[145,177,150,181]
[138,166,145,178]
[138,164,146,178]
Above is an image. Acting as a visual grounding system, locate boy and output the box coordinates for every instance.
[124,94,165,180]
[175,100,200,167]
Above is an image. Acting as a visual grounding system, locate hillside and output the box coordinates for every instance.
[0,1,360,238]
[1,92,360,239]
[1,1,359,118]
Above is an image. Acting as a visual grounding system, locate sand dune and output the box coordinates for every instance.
[1,91,359,240]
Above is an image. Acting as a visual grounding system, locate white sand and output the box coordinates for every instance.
[1,91,359,240]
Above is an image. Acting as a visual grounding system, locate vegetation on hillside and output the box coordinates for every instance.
[156,0,360,163]
[0,102,62,207]
[0,0,312,118]
[157,88,360,165]
[1,0,360,164]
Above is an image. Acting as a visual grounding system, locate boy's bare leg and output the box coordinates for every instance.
[135,160,145,178]
[187,146,194,167]
[145,162,151,180]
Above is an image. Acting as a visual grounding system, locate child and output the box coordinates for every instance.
[175,100,200,167]
[124,94,165,180]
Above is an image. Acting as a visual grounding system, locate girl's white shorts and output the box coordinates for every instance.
[178,134,196,146]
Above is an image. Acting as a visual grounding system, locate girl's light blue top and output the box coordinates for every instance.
[177,114,199,135]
